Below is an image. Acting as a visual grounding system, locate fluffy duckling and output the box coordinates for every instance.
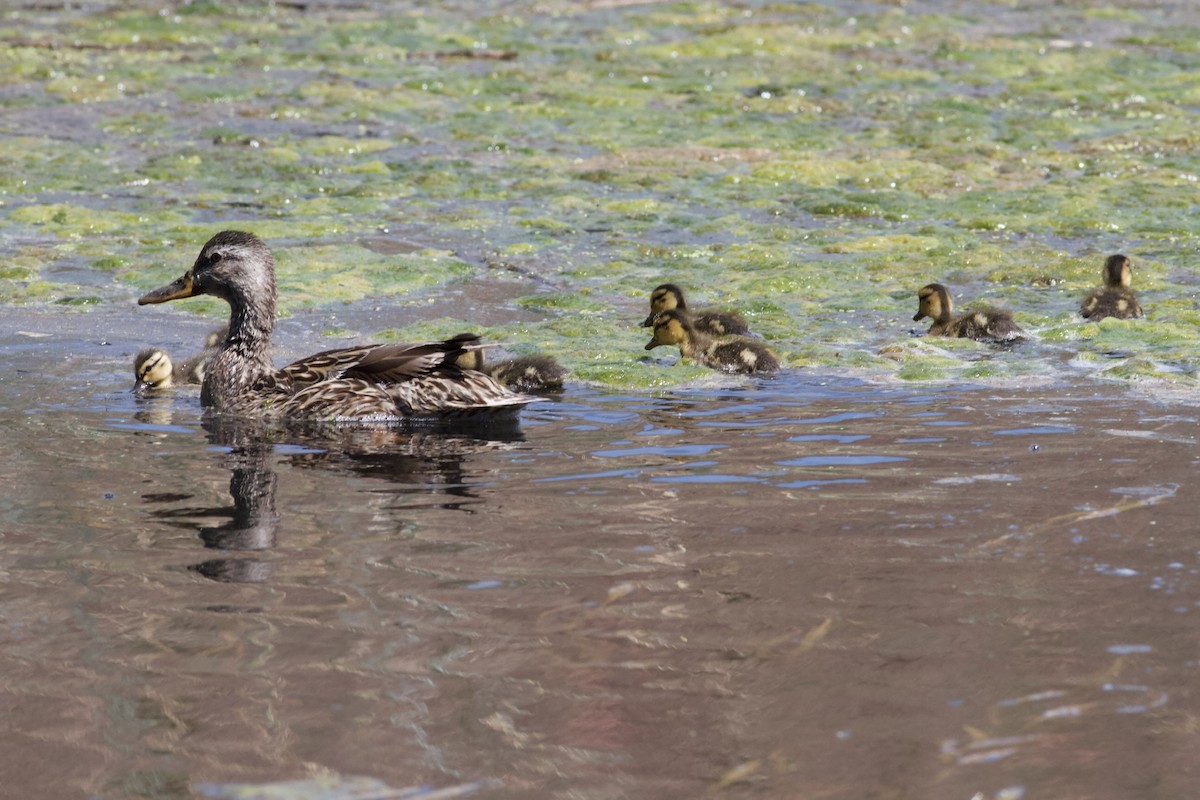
[645,309,779,374]
[913,283,1026,342]
[133,325,228,390]
[641,283,750,337]
[1080,254,1143,321]
[456,347,568,393]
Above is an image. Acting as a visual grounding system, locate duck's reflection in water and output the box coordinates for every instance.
[141,411,527,584]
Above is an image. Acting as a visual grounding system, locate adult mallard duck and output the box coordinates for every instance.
[641,283,751,336]
[913,283,1026,342]
[1080,254,1144,321]
[133,325,228,390]
[137,230,535,421]
[455,346,568,392]
[645,309,779,374]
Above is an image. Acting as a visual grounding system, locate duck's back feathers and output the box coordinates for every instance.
[1080,288,1143,321]
[946,308,1026,342]
[486,355,568,392]
[704,337,780,373]
[690,310,752,338]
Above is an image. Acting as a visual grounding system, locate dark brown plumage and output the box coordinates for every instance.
[1080,254,1143,321]
[456,348,568,392]
[913,283,1025,342]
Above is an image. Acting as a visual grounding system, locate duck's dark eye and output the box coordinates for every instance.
[209,251,223,264]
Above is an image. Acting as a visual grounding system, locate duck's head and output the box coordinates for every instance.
[641,283,687,327]
[913,283,952,324]
[1103,254,1132,288]
[139,230,275,312]
[645,309,695,350]
[134,348,174,390]
[454,346,485,372]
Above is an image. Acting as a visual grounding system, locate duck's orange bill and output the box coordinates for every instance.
[138,273,196,305]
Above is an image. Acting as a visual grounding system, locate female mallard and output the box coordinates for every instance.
[137,230,535,421]
[641,283,750,336]
[1080,254,1143,321]
[645,309,779,374]
[133,325,228,390]
[913,283,1026,342]
[455,347,568,392]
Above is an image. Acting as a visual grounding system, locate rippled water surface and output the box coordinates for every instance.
[5,0,1200,797]
[5,323,1200,799]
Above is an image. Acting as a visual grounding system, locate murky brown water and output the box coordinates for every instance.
[4,316,1199,799]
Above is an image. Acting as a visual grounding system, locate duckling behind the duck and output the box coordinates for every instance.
[645,309,779,374]
[641,283,750,337]
[138,231,534,421]
[1080,254,1143,321]
[133,325,228,390]
[913,283,1026,342]
[456,347,567,392]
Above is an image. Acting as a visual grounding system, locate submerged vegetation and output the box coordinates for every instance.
[1,0,1198,387]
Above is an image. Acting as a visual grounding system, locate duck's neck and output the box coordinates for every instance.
[225,292,275,364]
[202,291,277,409]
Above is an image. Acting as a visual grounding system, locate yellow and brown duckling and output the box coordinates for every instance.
[645,309,780,374]
[455,347,568,393]
[137,230,535,421]
[913,283,1026,342]
[641,283,751,337]
[133,325,228,390]
[1080,254,1143,321]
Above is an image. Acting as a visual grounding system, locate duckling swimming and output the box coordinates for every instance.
[133,325,228,390]
[912,283,1026,342]
[1080,254,1143,321]
[641,283,750,337]
[645,309,779,374]
[137,230,535,420]
[456,347,567,392]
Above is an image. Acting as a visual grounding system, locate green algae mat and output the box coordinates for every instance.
[2,0,1198,388]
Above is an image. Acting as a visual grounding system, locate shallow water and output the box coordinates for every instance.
[5,323,1200,799]
[5,1,1200,798]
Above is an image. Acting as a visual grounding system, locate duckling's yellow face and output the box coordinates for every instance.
[913,284,950,323]
[455,348,484,372]
[134,348,174,389]
[645,312,688,350]
[642,284,685,327]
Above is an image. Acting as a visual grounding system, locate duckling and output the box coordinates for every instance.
[137,230,534,420]
[455,347,568,393]
[645,309,779,374]
[913,283,1026,342]
[1080,254,1143,321]
[641,283,751,337]
[133,325,228,390]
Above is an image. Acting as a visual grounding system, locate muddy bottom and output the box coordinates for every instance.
[3,319,1198,800]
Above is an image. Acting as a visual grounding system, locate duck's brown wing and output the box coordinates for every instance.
[280,333,481,388]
